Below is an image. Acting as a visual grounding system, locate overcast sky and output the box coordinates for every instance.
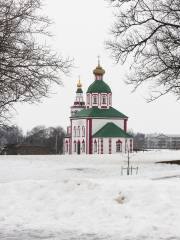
[13,0,180,135]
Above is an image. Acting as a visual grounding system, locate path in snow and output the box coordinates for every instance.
[0,230,112,240]
[0,230,179,240]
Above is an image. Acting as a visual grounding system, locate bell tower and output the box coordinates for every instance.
[71,77,85,116]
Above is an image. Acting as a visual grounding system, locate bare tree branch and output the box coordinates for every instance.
[0,0,72,125]
[106,0,180,101]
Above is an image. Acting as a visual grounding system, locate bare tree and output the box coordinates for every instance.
[106,0,180,101]
[25,125,65,154]
[0,0,72,124]
[0,125,23,145]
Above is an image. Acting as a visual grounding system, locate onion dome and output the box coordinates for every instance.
[87,59,111,93]
[93,60,105,76]
[76,77,83,93]
[77,78,82,88]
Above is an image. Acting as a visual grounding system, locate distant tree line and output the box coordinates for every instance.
[128,131,146,151]
[0,125,65,154]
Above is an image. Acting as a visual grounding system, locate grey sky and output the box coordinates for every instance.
[13,0,180,134]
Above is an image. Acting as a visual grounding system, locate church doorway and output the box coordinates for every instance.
[77,141,81,155]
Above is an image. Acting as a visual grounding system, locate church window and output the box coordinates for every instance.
[93,96,98,104]
[102,95,107,104]
[87,94,90,104]
[82,126,85,137]
[109,95,112,105]
[74,141,77,152]
[94,140,97,153]
[65,141,69,153]
[116,140,122,152]
[74,127,76,137]
[100,138,103,154]
[77,126,80,137]
[82,140,85,153]
[130,139,133,153]
[125,139,127,153]
[109,138,112,154]
[67,126,71,135]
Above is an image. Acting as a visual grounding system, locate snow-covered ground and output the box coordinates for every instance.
[0,150,180,239]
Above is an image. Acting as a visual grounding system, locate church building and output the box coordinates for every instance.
[64,61,133,155]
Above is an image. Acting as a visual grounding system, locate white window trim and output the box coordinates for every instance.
[94,140,97,153]
[74,141,77,152]
[77,126,80,137]
[74,127,76,137]
[82,126,85,137]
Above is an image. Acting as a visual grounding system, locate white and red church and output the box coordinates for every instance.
[64,61,133,155]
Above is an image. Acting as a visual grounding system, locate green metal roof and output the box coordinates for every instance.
[87,80,111,93]
[93,122,132,138]
[72,107,128,118]
[76,88,83,93]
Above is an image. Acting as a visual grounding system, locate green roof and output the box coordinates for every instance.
[93,122,132,138]
[87,80,111,93]
[72,107,128,118]
[76,88,83,93]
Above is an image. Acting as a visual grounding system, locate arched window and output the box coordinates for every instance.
[82,140,85,153]
[74,126,76,137]
[65,141,69,153]
[74,141,77,152]
[82,126,85,137]
[87,94,90,105]
[109,138,112,154]
[100,138,103,154]
[94,139,97,153]
[77,126,80,137]
[102,95,107,104]
[125,139,127,153]
[116,140,122,152]
[93,96,98,104]
[109,95,112,105]
[130,139,133,153]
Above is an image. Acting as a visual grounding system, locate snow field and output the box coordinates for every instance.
[0,150,180,239]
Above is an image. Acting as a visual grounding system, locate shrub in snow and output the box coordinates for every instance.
[114,192,125,204]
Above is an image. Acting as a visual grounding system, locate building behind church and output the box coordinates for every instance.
[145,134,180,149]
[64,61,133,155]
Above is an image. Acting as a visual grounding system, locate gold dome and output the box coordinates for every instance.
[93,65,105,75]
[77,77,82,88]
[93,58,105,75]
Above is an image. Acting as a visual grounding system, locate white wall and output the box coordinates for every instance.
[92,137,133,154]
[104,138,109,154]
[92,118,124,135]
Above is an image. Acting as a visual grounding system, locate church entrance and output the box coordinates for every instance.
[77,141,81,155]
